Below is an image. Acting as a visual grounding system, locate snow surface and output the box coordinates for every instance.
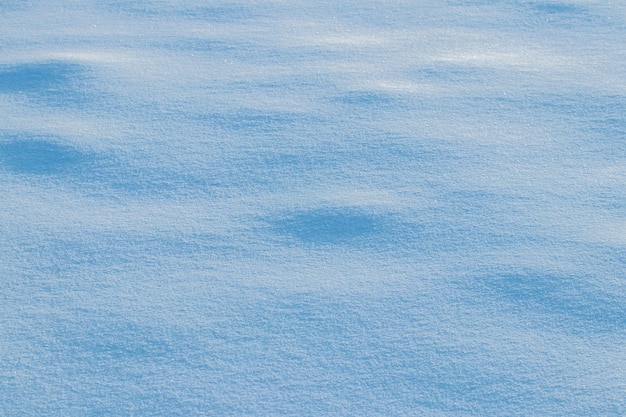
[1,1,625,415]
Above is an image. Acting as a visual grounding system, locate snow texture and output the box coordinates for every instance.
[1,1,625,415]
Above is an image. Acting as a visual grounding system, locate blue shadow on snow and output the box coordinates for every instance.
[0,62,81,94]
[271,207,383,246]
[0,137,91,175]
[476,272,626,333]
[0,61,95,107]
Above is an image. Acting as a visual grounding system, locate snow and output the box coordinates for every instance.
[1,1,625,415]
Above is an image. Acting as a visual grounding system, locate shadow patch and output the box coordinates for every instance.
[199,109,311,133]
[0,137,89,175]
[524,1,597,27]
[334,91,396,107]
[56,313,173,361]
[0,62,81,94]
[157,38,235,53]
[0,61,92,106]
[412,64,496,84]
[105,1,256,21]
[272,208,382,245]
[177,5,257,22]
[0,1,27,11]
[476,272,626,333]
[532,2,581,14]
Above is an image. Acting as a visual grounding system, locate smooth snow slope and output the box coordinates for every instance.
[1,1,625,415]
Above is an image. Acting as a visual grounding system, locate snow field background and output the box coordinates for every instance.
[1,1,625,415]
